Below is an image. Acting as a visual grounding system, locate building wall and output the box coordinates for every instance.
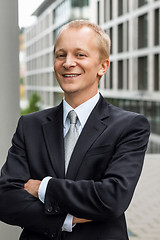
[96,0,160,153]
[0,0,22,239]
[24,0,160,152]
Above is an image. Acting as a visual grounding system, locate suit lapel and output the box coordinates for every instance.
[66,96,109,180]
[42,103,65,178]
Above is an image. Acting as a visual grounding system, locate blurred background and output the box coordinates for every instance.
[0,0,160,239]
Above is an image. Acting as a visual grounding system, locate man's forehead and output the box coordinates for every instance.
[58,26,95,39]
[54,26,98,53]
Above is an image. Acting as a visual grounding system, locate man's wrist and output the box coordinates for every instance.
[62,214,74,232]
[38,176,52,203]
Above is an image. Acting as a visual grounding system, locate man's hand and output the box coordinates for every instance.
[24,179,41,198]
[24,180,92,224]
[73,216,92,224]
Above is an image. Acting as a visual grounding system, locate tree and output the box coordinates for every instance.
[21,92,41,115]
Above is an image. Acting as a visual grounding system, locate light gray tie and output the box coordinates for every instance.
[64,110,79,174]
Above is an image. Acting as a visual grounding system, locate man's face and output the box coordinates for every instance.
[54,27,108,101]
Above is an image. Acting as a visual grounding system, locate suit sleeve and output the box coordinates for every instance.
[0,116,65,239]
[44,114,150,221]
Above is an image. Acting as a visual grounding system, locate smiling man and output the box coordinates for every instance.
[53,25,109,108]
[0,20,150,240]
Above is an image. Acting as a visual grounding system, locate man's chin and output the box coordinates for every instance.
[61,86,79,94]
[63,90,79,95]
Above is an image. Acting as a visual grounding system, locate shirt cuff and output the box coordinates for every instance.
[62,214,74,232]
[39,177,75,232]
[38,176,52,203]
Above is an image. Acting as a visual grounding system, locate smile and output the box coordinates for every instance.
[63,74,81,78]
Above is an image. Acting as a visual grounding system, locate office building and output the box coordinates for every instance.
[24,0,160,152]
[97,0,160,153]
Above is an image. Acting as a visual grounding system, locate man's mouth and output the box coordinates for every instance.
[62,74,81,78]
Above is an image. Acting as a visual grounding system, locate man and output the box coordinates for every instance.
[0,20,150,240]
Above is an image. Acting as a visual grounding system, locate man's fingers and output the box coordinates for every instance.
[73,216,92,224]
[24,179,41,198]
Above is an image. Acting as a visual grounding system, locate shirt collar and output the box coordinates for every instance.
[63,92,100,129]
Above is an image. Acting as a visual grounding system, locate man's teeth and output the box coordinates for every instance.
[64,74,79,77]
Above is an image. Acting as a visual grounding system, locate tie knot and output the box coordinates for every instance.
[67,110,78,124]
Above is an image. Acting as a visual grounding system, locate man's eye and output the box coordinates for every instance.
[77,53,85,57]
[59,54,65,58]
[56,54,65,58]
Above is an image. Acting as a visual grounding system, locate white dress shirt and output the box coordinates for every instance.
[38,92,100,232]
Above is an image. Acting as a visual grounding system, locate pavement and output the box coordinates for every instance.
[126,154,160,240]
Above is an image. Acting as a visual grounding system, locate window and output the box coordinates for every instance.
[126,59,129,89]
[126,21,129,51]
[138,14,148,48]
[118,0,123,16]
[154,54,159,91]
[154,9,159,46]
[138,0,148,7]
[97,1,100,25]
[53,9,56,23]
[118,60,123,89]
[110,0,112,20]
[71,0,88,7]
[110,62,113,89]
[110,28,113,54]
[118,24,123,52]
[138,56,148,90]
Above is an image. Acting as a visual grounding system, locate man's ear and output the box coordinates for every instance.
[98,59,110,77]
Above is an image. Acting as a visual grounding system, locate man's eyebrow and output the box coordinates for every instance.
[75,48,87,52]
[55,48,89,54]
[75,48,89,55]
[55,48,65,53]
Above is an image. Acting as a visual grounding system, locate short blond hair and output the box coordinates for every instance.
[54,19,111,59]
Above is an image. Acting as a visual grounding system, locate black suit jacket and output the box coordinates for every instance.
[0,95,150,240]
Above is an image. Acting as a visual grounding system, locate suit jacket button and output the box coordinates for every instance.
[54,206,60,213]
[44,230,49,236]
[47,206,53,213]
[51,233,56,238]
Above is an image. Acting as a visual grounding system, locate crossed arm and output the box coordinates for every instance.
[0,114,150,238]
[24,115,150,225]
[24,179,91,224]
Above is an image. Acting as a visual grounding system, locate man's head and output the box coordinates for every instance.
[54,20,110,107]
[54,19,111,60]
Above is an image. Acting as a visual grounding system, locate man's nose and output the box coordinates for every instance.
[63,55,76,69]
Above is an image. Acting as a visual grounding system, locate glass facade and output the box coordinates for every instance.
[138,14,148,49]
[154,8,160,46]
[138,56,148,90]
[138,0,148,7]
[96,0,160,153]
[71,0,88,7]
[154,54,159,91]
[118,0,123,16]
[118,60,123,89]
[118,24,123,52]
[110,0,112,19]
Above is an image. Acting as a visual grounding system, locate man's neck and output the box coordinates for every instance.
[64,90,98,109]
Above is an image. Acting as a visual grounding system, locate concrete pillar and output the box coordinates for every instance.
[0,0,21,239]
